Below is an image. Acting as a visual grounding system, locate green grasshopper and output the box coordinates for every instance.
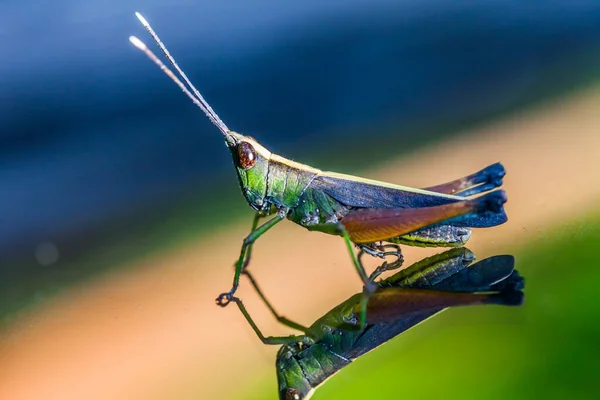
[129,13,508,325]
[234,248,524,399]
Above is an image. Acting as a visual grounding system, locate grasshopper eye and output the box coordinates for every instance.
[238,141,257,170]
[285,389,303,400]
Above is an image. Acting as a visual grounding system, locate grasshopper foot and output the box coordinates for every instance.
[368,258,403,282]
[216,291,234,307]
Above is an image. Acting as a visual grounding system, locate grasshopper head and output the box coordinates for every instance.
[127,19,272,212]
[276,344,314,400]
[225,131,272,211]
[128,21,273,212]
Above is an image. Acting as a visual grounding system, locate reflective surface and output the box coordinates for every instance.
[236,249,524,399]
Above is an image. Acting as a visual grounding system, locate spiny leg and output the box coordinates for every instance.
[231,297,312,345]
[424,163,505,197]
[216,211,285,307]
[242,268,309,332]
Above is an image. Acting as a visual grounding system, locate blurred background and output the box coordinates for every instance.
[1,1,600,399]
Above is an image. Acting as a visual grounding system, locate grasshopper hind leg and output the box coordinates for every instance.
[391,225,472,248]
[341,190,506,245]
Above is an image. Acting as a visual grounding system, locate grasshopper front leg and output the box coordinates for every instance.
[232,297,313,345]
[242,268,309,332]
[236,214,309,332]
[216,209,285,307]
[241,212,263,271]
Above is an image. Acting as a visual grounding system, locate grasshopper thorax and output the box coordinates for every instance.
[225,131,272,212]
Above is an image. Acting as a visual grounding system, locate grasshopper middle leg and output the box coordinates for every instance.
[338,224,378,330]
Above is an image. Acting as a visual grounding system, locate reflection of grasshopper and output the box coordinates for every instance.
[235,248,525,400]
[130,14,508,325]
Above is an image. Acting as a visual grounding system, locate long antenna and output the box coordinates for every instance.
[132,12,230,136]
[129,36,226,133]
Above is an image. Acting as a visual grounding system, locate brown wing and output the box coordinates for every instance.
[341,190,506,244]
[363,287,518,324]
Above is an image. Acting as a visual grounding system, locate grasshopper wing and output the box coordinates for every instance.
[340,190,507,243]
[312,171,461,209]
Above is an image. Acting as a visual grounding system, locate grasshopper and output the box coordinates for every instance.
[234,248,524,399]
[129,13,508,325]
